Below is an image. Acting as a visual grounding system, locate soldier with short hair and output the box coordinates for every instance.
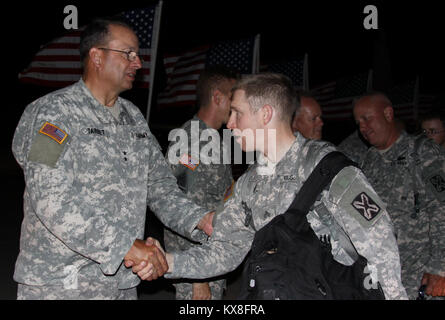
[164,66,238,300]
[132,73,408,299]
[12,18,212,300]
[354,92,445,299]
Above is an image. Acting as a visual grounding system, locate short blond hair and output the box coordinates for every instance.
[232,73,297,122]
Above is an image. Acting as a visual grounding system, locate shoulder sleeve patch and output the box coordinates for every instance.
[28,122,69,168]
[329,167,385,228]
[179,153,199,171]
[351,192,382,222]
[39,122,68,144]
[426,173,445,201]
[223,180,235,202]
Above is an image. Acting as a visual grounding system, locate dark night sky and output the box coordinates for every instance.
[4,0,445,146]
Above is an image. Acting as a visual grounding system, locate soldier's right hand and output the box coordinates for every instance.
[124,239,168,280]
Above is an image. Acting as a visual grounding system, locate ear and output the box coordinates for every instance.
[212,89,222,106]
[383,106,394,122]
[89,48,102,67]
[261,104,274,125]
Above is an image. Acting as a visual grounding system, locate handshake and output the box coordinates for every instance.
[123,210,215,281]
[124,237,169,281]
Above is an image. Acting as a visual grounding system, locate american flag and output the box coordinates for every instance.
[157,35,259,107]
[388,78,435,121]
[311,71,372,121]
[18,5,160,88]
[260,55,308,89]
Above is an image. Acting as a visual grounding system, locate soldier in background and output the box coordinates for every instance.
[291,91,324,140]
[420,110,445,148]
[132,73,408,299]
[353,92,445,299]
[12,18,213,300]
[164,66,237,300]
[337,130,370,164]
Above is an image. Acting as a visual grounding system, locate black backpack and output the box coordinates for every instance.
[238,151,385,300]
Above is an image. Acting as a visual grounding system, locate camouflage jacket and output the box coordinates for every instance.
[164,116,233,252]
[360,131,445,277]
[12,80,208,289]
[167,133,408,300]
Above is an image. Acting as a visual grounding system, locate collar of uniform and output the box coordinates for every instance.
[192,114,211,132]
[375,131,408,158]
[76,79,118,125]
[255,136,300,175]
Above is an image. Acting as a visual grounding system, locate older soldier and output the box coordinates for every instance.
[353,92,445,299]
[12,18,212,300]
[164,66,237,300]
[291,92,323,140]
[133,73,408,299]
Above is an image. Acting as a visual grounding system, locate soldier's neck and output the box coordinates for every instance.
[83,76,119,107]
[263,127,296,164]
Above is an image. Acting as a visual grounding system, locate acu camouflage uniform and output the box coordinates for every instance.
[166,133,408,300]
[337,130,369,164]
[12,80,208,300]
[165,116,234,299]
[360,131,445,299]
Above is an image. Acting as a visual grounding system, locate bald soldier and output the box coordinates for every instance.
[353,92,445,299]
[291,92,323,140]
[132,74,407,299]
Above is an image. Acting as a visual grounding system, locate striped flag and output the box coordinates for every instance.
[388,77,435,121]
[157,35,260,108]
[311,71,372,121]
[18,4,161,89]
[260,54,308,89]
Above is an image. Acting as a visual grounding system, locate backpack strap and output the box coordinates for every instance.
[288,151,357,214]
[287,151,360,261]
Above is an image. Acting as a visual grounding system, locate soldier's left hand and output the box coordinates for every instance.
[421,273,445,296]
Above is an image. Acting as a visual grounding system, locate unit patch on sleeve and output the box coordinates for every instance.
[179,153,200,171]
[429,174,445,193]
[351,192,381,222]
[427,173,445,201]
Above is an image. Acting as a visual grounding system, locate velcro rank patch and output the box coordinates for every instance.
[179,153,199,171]
[40,122,68,144]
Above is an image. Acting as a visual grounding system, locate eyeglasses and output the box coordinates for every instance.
[422,129,445,135]
[98,48,143,63]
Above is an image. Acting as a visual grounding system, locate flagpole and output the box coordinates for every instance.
[303,53,309,90]
[146,0,163,123]
[367,69,373,92]
[413,75,420,122]
[253,34,260,74]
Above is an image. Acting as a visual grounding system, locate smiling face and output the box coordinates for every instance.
[291,96,323,139]
[99,24,142,94]
[353,95,395,149]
